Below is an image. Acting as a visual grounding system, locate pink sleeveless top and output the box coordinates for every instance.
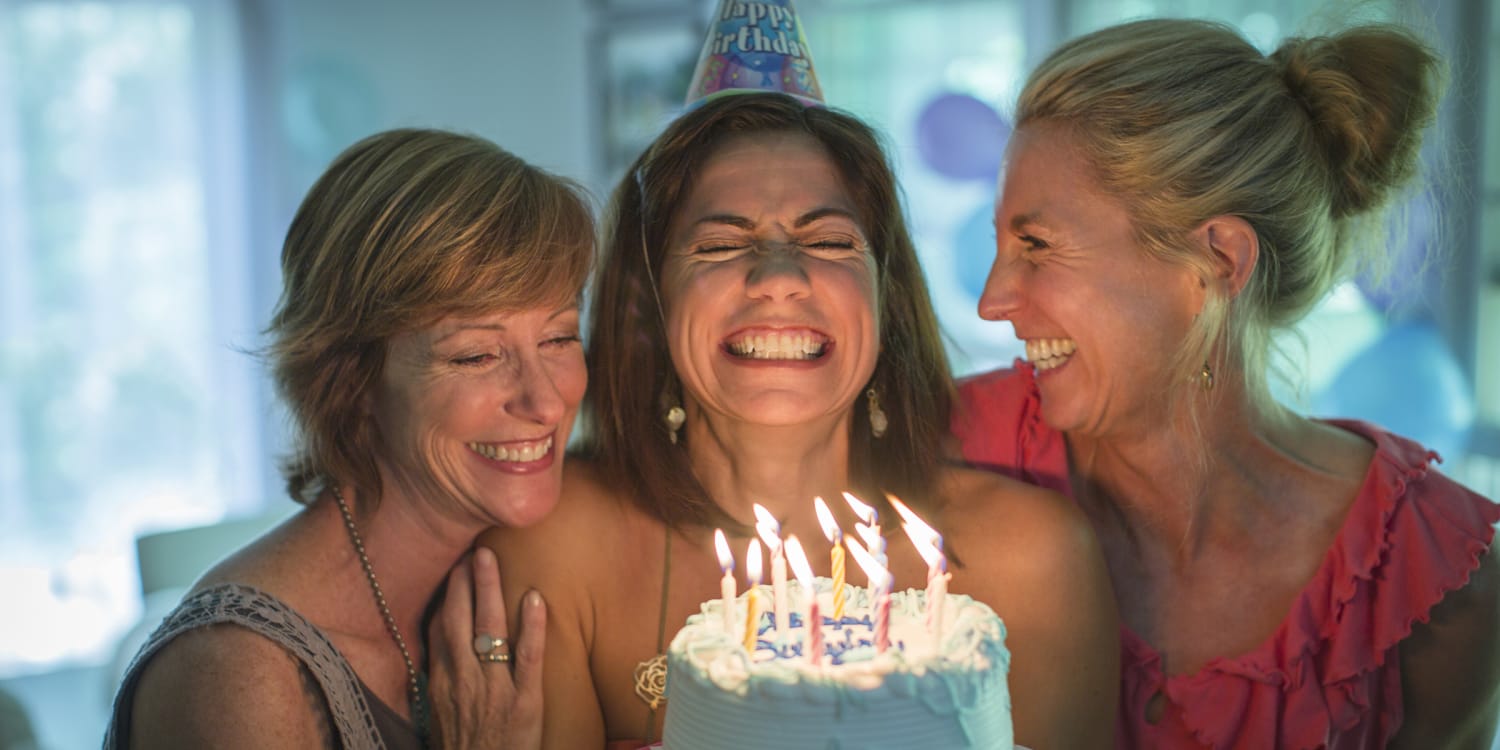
[953,364,1499,749]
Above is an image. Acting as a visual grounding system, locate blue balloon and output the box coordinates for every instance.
[952,201,998,300]
[1314,321,1476,458]
[914,93,1009,182]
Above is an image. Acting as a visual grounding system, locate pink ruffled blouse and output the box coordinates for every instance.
[953,364,1500,749]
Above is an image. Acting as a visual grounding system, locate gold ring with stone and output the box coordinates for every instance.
[473,633,509,658]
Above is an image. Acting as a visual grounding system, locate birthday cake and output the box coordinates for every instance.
[661,577,1013,749]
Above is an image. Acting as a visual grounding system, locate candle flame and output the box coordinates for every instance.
[752,503,782,550]
[751,502,779,531]
[714,528,733,574]
[905,524,947,571]
[783,534,815,587]
[889,494,942,553]
[841,492,877,526]
[813,497,842,543]
[845,535,893,589]
[746,538,763,585]
[854,522,881,551]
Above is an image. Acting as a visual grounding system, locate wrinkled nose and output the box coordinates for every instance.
[745,244,811,302]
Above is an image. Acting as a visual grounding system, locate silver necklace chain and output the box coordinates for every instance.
[332,486,427,742]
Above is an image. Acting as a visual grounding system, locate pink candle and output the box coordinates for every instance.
[891,494,950,640]
[845,535,894,654]
[873,578,892,653]
[783,535,822,665]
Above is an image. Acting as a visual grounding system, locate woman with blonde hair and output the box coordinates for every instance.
[957,18,1499,748]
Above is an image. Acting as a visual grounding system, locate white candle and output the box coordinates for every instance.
[713,528,736,634]
[752,503,789,637]
[783,535,822,665]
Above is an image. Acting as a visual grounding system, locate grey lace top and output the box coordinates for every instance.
[103,583,421,750]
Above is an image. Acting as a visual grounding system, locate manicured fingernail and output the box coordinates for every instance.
[475,546,496,568]
[525,590,542,609]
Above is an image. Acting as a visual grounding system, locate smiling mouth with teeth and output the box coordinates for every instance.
[725,331,828,361]
[467,436,553,463]
[1025,338,1077,371]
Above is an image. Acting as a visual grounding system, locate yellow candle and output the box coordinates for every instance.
[813,496,847,619]
[742,588,761,652]
[830,543,846,620]
[743,538,764,652]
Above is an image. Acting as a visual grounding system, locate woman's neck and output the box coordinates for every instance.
[684,415,857,542]
[334,486,477,642]
[1067,382,1304,560]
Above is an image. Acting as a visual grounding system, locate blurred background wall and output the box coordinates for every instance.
[0,0,1494,747]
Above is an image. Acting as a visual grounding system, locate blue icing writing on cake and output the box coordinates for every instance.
[662,577,1012,749]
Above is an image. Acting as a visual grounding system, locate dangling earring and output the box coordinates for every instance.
[866,387,888,439]
[1200,362,1215,391]
[664,404,686,444]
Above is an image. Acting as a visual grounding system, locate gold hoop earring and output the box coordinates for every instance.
[866,387,888,439]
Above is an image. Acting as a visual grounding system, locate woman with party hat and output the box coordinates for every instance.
[480,2,1118,748]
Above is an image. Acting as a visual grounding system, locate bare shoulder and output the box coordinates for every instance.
[128,623,337,748]
[481,458,634,570]
[478,458,652,627]
[935,465,1098,574]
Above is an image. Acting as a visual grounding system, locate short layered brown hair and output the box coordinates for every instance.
[266,128,595,503]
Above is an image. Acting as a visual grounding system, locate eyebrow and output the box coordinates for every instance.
[689,207,860,231]
[431,304,579,344]
[1008,211,1044,233]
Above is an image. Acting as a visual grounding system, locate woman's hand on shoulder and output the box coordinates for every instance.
[943,468,1119,750]
[1392,546,1500,749]
[427,546,547,750]
[469,459,620,750]
[128,623,339,749]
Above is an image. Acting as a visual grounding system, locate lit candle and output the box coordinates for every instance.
[783,535,822,665]
[744,539,763,652]
[813,497,847,619]
[842,491,877,528]
[752,503,790,637]
[713,528,736,635]
[844,492,886,596]
[847,534,893,653]
[890,495,949,640]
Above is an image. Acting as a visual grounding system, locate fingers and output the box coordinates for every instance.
[507,589,547,749]
[438,549,477,670]
[512,590,546,691]
[471,545,508,650]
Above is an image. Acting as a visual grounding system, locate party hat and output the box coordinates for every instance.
[684,0,824,109]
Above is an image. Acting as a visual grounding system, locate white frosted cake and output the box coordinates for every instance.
[662,577,1012,749]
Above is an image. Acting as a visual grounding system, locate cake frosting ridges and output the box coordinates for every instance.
[662,577,1013,749]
